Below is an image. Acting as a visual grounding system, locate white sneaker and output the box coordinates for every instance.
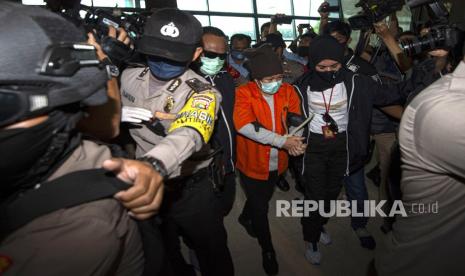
[319,228,332,246]
[304,242,321,265]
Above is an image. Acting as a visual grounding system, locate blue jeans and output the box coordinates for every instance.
[344,167,369,230]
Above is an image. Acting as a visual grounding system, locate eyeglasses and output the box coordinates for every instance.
[39,43,101,77]
[203,51,227,60]
[322,112,339,133]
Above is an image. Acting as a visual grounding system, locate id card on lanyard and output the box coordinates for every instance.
[321,87,337,140]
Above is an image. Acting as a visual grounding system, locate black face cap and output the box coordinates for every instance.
[137,8,202,63]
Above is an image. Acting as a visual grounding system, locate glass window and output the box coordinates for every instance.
[80,0,137,8]
[22,0,45,4]
[258,17,294,41]
[306,0,339,18]
[293,0,311,17]
[194,15,210,27]
[210,16,255,42]
[177,0,208,11]
[209,0,253,13]
[256,0,292,15]
[309,0,325,17]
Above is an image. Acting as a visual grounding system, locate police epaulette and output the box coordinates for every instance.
[138,67,150,78]
[186,78,213,93]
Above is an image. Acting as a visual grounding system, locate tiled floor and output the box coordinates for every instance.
[221,170,385,276]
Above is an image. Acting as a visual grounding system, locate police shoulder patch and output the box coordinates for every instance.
[168,90,217,143]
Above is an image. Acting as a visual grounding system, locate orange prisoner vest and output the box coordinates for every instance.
[234,81,302,180]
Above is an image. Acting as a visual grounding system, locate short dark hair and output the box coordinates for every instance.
[323,20,352,39]
[260,22,271,33]
[230,33,252,47]
[202,26,226,38]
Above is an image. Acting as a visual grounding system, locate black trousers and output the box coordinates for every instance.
[220,172,237,216]
[301,132,347,243]
[239,170,279,253]
[160,173,234,276]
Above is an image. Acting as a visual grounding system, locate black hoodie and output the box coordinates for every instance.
[293,60,436,176]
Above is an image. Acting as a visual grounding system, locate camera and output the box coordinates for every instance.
[82,5,146,41]
[318,3,340,14]
[47,2,147,67]
[400,25,460,56]
[400,0,464,57]
[298,24,311,29]
[348,0,405,30]
[272,16,293,25]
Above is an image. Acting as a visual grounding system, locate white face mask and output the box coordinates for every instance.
[260,80,282,94]
[200,56,225,76]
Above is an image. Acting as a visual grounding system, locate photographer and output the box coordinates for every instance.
[77,26,130,141]
[0,3,164,275]
[268,14,309,66]
[375,49,465,276]
[288,25,317,64]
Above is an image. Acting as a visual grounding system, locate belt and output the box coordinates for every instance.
[165,168,209,191]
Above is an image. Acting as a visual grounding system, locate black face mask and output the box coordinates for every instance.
[316,70,340,84]
[0,112,67,193]
[309,69,345,92]
[297,46,310,58]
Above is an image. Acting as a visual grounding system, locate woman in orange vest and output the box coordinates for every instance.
[233,44,306,276]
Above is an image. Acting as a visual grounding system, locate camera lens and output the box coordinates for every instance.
[400,31,444,56]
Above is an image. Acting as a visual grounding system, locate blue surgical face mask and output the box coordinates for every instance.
[147,57,188,80]
[230,49,245,61]
[200,56,225,76]
[260,80,282,94]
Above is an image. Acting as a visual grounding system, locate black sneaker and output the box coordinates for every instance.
[262,251,279,275]
[238,215,256,238]
[276,176,290,192]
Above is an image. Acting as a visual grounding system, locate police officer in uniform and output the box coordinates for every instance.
[0,3,164,275]
[120,8,234,276]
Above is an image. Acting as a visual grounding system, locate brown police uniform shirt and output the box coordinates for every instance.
[376,62,465,276]
[120,67,222,178]
[0,141,143,276]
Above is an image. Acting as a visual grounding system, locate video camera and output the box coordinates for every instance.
[348,0,405,30]
[400,0,462,56]
[81,5,147,65]
[45,0,147,67]
[81,5,146,41]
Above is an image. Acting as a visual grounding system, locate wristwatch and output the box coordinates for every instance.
[101,57,120,78]
[137,156,168,179]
